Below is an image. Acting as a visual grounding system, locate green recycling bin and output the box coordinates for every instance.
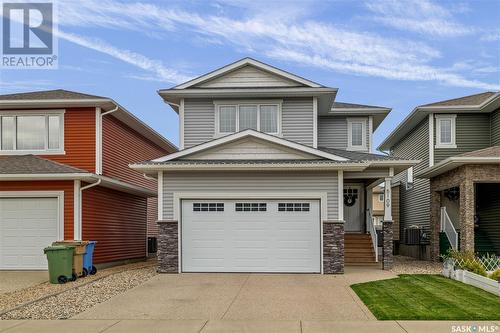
[44,245,76,284]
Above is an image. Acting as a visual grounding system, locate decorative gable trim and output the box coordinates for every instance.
[152,129,349,162]
[173,58,322,90]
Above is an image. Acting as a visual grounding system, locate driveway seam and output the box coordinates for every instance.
[220,274,250,320]
[395,320,409,333]
[345,285,374,320]
[198,320,209,333]
[98,320,121,332]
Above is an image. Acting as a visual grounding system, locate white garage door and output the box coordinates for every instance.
[0,197,59,270]
[181,199,321,273]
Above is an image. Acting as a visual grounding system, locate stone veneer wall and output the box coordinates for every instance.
[157,220,178,273]
[429,164,500,260]
[323,221,344,274]
[383,221,394,270]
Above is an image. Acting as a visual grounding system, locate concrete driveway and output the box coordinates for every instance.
[75,267,396,321]
[0,271,48,294]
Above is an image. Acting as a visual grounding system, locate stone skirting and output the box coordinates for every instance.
[430,164,500,260]
[382,220,394,270]
[323,220,344,274]
[157,220,179,273]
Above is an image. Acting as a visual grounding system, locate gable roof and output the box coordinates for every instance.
[0,89,177,152]
[326,101,391,130]
[149,130,349,163]
[172,58,323,90]
[331,102,388,110]
[378,91,500,151]
[0,155,89,174]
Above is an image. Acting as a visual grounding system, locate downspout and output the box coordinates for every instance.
[96,105,119,174]
[77,178,102,240]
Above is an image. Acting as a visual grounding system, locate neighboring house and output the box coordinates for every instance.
[371,185,400,254]
[379,92,500,260]
[131,58,417,274]
[0,90,176,270]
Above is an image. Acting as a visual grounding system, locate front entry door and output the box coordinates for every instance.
[344,185,363,232]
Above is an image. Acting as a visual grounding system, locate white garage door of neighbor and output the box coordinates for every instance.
[181,199,321,273]
[0,197,59,270]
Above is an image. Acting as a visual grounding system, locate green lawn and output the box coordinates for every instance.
[351,274,500,320]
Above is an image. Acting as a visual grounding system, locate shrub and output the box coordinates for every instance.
[462,260,487,277]
[489,269,500,282]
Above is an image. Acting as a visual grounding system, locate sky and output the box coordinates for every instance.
[1,0,499,150]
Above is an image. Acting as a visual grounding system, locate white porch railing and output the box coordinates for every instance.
[366,209,378,262]
[441,207,459,250]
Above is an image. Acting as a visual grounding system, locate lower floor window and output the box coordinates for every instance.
[193,203,224,212]
[235,203,267,212]
[278,203,310,212]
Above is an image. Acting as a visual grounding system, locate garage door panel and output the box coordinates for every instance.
[1,197,59,270]
[182,199,320,273]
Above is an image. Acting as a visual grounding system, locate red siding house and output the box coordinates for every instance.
[0,90,176,269]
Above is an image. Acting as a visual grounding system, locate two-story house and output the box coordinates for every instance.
[0,89,176,270]
[378,92,500,260]
[131,58,417,274]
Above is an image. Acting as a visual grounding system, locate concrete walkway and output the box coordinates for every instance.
[1,319,498,333]
[75,267,396,321]
[0,272,48,294]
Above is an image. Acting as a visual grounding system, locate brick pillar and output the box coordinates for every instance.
[460,180,475,253]
[382,220,393,270]
[430,190,441,261]
[157,220,179,273]
[323,221,344,274]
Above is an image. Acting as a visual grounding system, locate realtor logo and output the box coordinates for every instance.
[2,1,58,68]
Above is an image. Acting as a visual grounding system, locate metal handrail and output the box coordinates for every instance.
[441,207,458,250]
[366,209,378,262]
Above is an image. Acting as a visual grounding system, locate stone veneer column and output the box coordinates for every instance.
[430,190,441,261]
[382,220,393,270]
[460,179,475,253]
[157,220,179,273]
[323,221,344,274]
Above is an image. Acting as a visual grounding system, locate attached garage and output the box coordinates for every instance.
[0,194,62,270]
[181,199,321,273]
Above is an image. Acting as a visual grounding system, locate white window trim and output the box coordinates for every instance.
[214,100,282,137]
[435,114,457,149]
[378,193,384,202]
[0,110,65,155]
[406,166,414,190]
[347,118,367,151]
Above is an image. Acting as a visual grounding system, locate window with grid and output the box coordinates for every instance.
[278,203,310,212]
[235,203,267,212]
[436,115,456,148]
[193,203,224,212]
[217,103,279,135]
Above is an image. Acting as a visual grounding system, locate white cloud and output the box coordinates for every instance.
[56,31,191,84]
[53,0,499,91]
[365,0,474,37]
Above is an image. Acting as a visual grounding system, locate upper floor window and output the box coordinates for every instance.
[0,112,64,154]
[378,193,384,202]
[215,102,280,136]
[435,115,456,148]
[347,118,367,151]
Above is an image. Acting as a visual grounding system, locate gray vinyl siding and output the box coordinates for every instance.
[434,113,491,164]
[390,118,430,243]
[183,98,215,148]
[162,171,338,220]
[477,183,500,255]
[183,97,314,148]
[318,116,347,149]
[491,108,500,146]
[281,98,314,146]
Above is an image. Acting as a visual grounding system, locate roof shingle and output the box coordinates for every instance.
[332,102,388,109]
[421,92,496,107]
[0,89,107,101]
[0,155,88,174]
